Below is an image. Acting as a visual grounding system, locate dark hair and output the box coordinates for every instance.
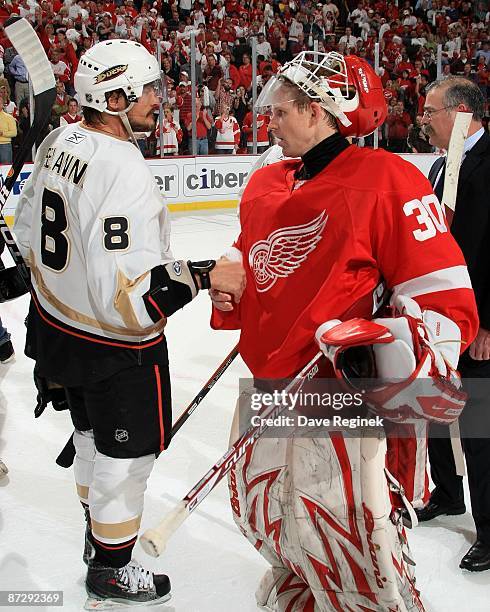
[81,106,105,125]
[82,88,126,126]
[426,76,485,121]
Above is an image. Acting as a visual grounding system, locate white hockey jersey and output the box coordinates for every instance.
[14,123,173,346]
[155,117,182,156]
[214,115,240,152]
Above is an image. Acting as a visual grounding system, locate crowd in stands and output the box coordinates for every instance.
[0,0,488,158]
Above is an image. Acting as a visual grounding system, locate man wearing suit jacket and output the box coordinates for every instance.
[419,76,490,572]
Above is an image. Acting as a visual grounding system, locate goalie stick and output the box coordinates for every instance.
[441,111,472,478]
[140,350,324,557]
[0,16,56,298]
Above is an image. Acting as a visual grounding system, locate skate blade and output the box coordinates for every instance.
[84,592,171,610]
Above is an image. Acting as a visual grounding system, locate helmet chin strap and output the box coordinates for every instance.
[104,101,140,148]
[118,109,140,148]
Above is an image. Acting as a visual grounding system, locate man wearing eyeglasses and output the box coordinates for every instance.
[418,76,490,573]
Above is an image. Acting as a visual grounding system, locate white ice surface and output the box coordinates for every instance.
[0,211,489,611]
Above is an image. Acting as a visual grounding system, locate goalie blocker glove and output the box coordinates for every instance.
[143,259,216,322]
[315,297,466,424]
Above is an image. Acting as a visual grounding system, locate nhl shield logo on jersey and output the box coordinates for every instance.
[115,429,129,443]
[248,212,327,292]
[94,64,128,84]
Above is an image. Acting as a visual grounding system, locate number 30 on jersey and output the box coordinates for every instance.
[403,194,448,242]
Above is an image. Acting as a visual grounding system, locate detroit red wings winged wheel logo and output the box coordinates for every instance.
[248,212,327,292]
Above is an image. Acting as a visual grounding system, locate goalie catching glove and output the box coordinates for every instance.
[315,296,466,424]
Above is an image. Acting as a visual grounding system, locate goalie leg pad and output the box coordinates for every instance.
[143,260,198,322]
[385,422,430,509]
[228,394,425,611]
[256,566,319,611]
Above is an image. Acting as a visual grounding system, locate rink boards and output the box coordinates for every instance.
[1,152,440,226]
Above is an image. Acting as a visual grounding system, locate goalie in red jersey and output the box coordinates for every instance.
[211,51,479,611]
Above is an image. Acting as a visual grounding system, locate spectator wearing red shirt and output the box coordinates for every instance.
[122,0,136,19]
[184,96,213,155]
[0,0,14,23]
[397,69,412,91]
[396,51,414,77]
[203,53,223,108]
[221,50,240,90]
[386,100,411,153]
[37,21,58,53]
[58,32,79,93]
[176,81,192,121]
[268,24,284,53]
[225,0,240,14]
[238,52,252,90]
[220,17,237,44]
[383,79,399,104]
[242,104,269,153]
[475,57,489,96]
[258,56,280,75]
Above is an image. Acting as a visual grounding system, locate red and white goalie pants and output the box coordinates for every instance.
[228,394,426,612]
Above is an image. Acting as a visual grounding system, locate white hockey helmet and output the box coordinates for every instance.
[256,51,387,137]
[75,39,160,112]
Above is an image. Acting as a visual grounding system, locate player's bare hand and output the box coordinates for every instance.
[209,288,234,311]
[210,260,246,302]
[469,327,490,361]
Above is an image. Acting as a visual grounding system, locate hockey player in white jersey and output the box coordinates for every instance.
[14,40,245,609]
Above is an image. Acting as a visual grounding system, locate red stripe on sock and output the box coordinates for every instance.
[92,536,137,550]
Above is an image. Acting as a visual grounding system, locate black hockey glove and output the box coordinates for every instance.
[34,369,69,418]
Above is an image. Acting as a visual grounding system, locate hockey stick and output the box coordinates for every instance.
[171,343,239,438]
[0,17,56,293]
[140,350,324,557]
[441,111,472,478]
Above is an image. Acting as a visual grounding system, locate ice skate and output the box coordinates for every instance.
[84,559,171,609]
[0,458,8,478]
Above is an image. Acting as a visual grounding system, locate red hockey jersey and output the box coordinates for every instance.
[212,145,478,378]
